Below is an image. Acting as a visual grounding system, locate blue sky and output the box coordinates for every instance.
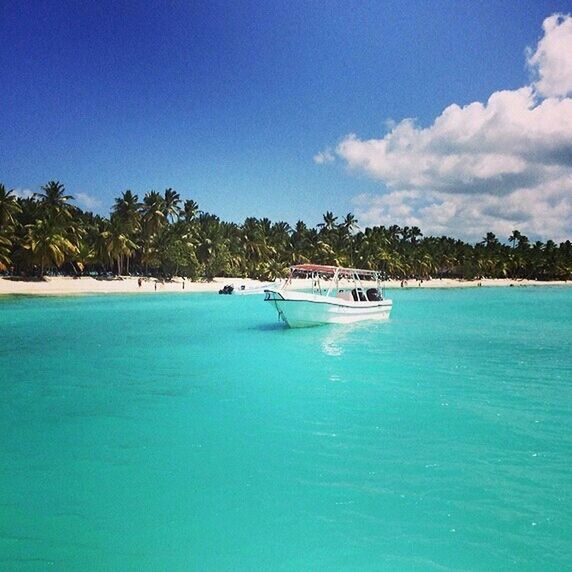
[1,0,571,239]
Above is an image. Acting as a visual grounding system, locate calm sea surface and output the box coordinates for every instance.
[1,287,571,571]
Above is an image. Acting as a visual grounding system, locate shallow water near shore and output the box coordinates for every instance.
[1,287,571,570]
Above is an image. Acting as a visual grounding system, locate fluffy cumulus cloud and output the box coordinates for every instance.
[528,14,572,97]
[318,14,572,242]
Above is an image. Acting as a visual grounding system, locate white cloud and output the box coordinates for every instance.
[528,14,572,98]
[313,148,335,164]
[337,87,572,196]
[75,192,102,210]
[11,187,102,212]
[318,14,572,241]
[12,187,35,199]
[353,173,572,243]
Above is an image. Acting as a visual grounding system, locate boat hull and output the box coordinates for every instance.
[264,289,392,328]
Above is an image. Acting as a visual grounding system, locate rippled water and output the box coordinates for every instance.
[1,287,571,570]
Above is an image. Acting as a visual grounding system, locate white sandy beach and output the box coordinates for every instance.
[0,276,246,296]
[0,276,569,296]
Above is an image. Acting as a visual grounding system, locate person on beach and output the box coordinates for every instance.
[154,282,157,291]
[138,278,142,288]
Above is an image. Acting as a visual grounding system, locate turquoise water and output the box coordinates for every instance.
[1,287,571,571]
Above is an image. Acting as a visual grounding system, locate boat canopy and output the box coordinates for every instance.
[290,264,381,278]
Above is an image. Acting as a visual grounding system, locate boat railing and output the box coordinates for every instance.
[287,265,387,301]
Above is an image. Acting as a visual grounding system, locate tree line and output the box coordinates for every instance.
[0,181,571,281]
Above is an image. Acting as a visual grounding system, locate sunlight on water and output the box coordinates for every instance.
[1,287,571,570]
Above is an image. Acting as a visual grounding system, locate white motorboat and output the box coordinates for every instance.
[264,264,392,328]
[234,281,281,295]
[218,281,281,295]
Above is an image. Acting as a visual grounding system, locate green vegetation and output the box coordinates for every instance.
[0,182,571,281]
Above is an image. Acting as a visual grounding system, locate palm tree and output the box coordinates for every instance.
[112,190,141,273]
[241,217,275,276]
[91,218,112,271]
[377,248,406,277]
[22,217,77,276]
[258,259,288,281]
[163,188,181,222]
[317,211,341,263]
[269,221,292,261]
[219,221,245,276]
[196,213,233,279]
[414,251,436,278]
[113,190,140,233]
[340,212,359,264]
[343,212,357,232]
[480,232,500,250]
[37,181,84,261]
[140,191,166,272]
[183,199,200,222]
[154,220,199,277]
[355,227,389,270]
[0,184,22,272]
[141,191,166,236]
[38,181,74,221]
[291,221,312,263]
[73,240,96,274]
[401,226,413,244]
[0,184,22,228]
[318,211,338,232]
[103,214,137,275]
[508,230,522,249]
[409,226,423,246]
[0,234,12,271]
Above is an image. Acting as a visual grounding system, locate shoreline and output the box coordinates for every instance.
[0,276,570,297]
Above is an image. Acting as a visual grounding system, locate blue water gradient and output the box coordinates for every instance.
[1,287,571,570]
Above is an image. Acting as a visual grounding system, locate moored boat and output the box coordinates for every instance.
[234,281,281,295]
[219,281,281,295]
[264,264,392,327]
